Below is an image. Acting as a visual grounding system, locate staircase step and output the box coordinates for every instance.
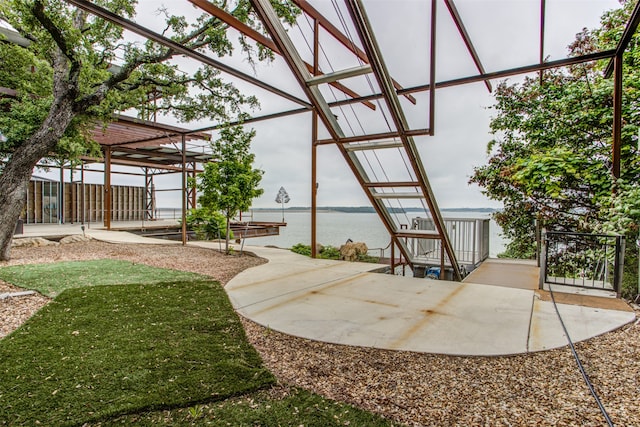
[394,229,442,239]
[344,140,404,151]
[371,191,423,199]
[306,64,373,86]
[364,181,419,188]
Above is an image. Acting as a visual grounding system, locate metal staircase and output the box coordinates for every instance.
[251,0,462,280]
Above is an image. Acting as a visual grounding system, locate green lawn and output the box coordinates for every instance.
[100,387,393,426]
[0,259,205,297]
[0,261,397,426]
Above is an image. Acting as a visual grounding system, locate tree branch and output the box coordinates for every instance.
[31,1,77,65]
[75,12,225,112]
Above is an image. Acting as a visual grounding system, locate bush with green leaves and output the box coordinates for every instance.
[290,243,379,263]
[320,245,341,259]
[185,207,230,240]
[598,181,640,300]
[290,243,311,257]
[470,1,640,262]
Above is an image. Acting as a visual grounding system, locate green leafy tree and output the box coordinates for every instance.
[0,0,298,260]
[197,126,263,254]
[471,0,640,261]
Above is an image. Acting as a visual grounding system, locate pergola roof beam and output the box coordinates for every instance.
[317,128,431,145]
[363,181,419,188]
[444,0,492,92]
[188,0,376,110]
[603,0,640,77]
[188,47,617,135]
[291,0,417,105]
[80,156,189,172]
[321,49,617,112]
[65,0,310,108]
[306,64,372,86]
[110,146,209,164]
[345,0,462,280]
[344,140,404,151]
[250,0,344,140]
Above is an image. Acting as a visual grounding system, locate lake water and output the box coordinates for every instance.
[243,210,507,258]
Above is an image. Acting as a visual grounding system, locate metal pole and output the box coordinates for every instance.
[311,17,319,259]
[612,53,623,180]
[189,168,197,209]
[539,0,546,84]
[104,148,111,230]
[311,113,318,258]
[539,229,547,290]
[429,0,436,135]
[614,235,625,298]
[440,243,445,280]
[59,164,64,224]
[181,134,187,246]
[81,161,85,225]
[390,238,395,273]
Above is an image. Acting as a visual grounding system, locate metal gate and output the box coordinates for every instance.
[540,231,625,296]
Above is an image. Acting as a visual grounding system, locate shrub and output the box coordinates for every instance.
[290,243,311,256]
[290,243,378,263]
[186,207,231,240]
[320,245,340,260]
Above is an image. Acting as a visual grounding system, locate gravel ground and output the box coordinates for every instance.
[1,240,639,426]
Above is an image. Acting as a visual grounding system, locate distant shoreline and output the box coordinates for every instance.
[244,207,499,214]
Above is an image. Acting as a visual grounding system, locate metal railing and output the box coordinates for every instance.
[540,231,625,296]
[410,217,490,268]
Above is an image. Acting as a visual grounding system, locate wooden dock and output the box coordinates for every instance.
[463,258,539,290]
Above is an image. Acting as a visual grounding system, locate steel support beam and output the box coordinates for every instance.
[444,0,492,92]
[612,53,623,179]
[188,167,197,210]
[311,112,318,259]
[322,50,617,112]
[59,164,65,224]
[345,0,462,280]
[80,161,85,225]
[250,0,344,140]
[188,50,617,136]
[188,0,376,110]
[65,0,310,108]
[306,64,373,86]
[311,17,319,260]
[104,148,112,229]
[181,135,187,245]
[539,0,546,83]
[429,0,437,135]
[604,0,640,78]
[316,128,431,145]
[144,168,155,220]
[291,0,417,105]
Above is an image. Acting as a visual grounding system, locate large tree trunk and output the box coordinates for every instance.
[0,100,75,260]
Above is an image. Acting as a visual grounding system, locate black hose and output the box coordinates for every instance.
[548,283,615,427]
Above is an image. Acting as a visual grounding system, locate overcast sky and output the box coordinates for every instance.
[53,0,623,209]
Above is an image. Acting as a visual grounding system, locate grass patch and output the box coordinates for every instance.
[0,281,275,426]
[0,260,396,426]
[0,259,205,297]
[100,387,398,426]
